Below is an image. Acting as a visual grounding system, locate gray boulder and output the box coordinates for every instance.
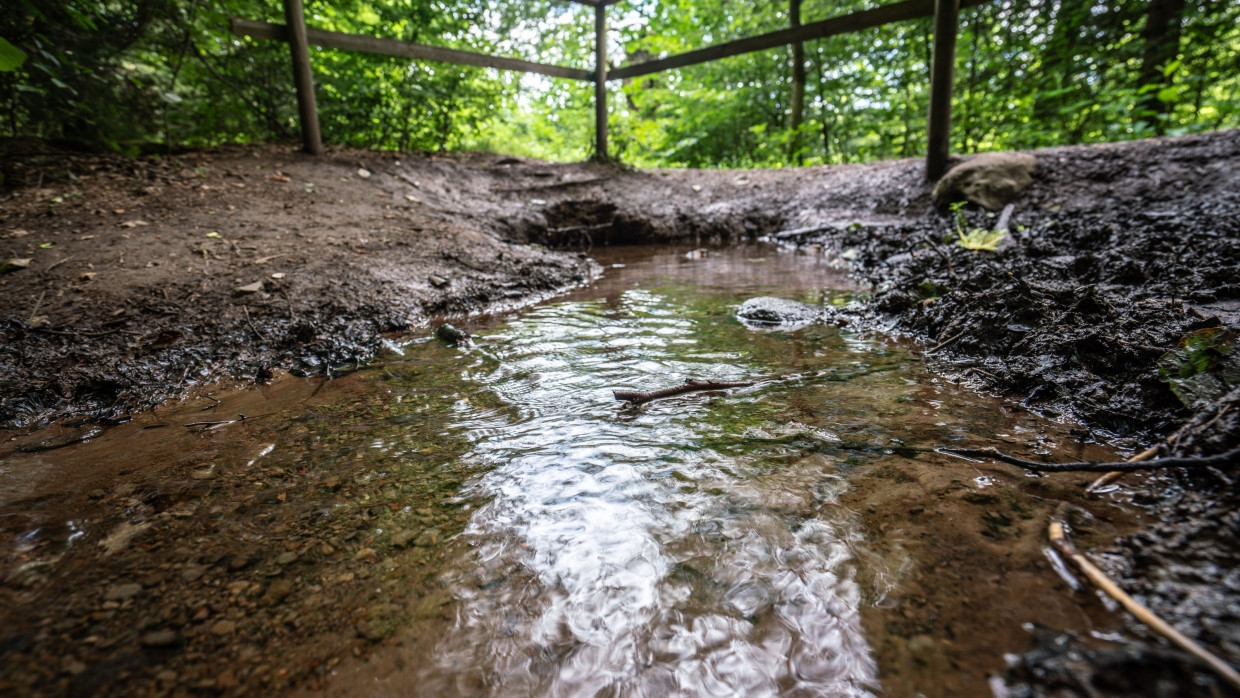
[932,152,1036,211]
[736,297,826,330]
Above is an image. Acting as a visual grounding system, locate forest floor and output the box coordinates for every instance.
[2,130,1239,696]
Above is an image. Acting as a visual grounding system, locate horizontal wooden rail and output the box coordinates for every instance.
[608,0,987,81]
[230,18,593,81]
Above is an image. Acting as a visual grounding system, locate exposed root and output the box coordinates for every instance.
[942,445,1240,473]
[1048,502,1240,692]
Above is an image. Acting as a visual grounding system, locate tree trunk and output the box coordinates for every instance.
[1138,0,1185,133]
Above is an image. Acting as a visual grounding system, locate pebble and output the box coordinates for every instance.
[190,468,215,480]
[390,530,417,549]
[414,529,441,547]
[210,620,237,635]
[104,583,143,602]
[140,630,179,648]
[261,579,293,607]
[275,551,299,566]
[181,565,209,583]
[354,547,377,562]
[355,621,389,642]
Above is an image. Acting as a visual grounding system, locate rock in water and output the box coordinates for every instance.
[435,323,470,346]
[932,152,1036,211]
[736,297,825,330]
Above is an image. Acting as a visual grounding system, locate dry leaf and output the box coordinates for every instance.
[253,255,276,264]
[119,220,149,228]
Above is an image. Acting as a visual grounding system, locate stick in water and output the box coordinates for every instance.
[613,379,755,406]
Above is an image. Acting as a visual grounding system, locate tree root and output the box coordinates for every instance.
[1048,502,1240,692]
[1086,445,1160,491]
[942,445,1240,473]
[613,379,755,406]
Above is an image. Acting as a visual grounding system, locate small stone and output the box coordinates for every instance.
[228,555,252,571]
[908,506,925,516]
[89,489,106,500]
[414,529,441,547]
[210,620,237,635]
[62,657,87,676]
[428,274,449,288]
[261,579,294,607]
[390,530,417,549]
[234,281,263,294]
[354,547,377,562]
[275,551,299,566]
[190,468,215,480]
[141,630,179,647]
[105,583,143,602]
[156,670,178,684]
[355,621,389,642]
[181,565,209,583]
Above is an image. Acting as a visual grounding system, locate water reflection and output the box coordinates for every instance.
[420,276,881,696]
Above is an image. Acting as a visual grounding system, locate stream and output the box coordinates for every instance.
[0,245,1137,697]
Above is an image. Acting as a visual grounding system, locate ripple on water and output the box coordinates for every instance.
[419,289,882,696]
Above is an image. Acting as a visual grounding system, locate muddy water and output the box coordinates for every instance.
[0,246,1136,697]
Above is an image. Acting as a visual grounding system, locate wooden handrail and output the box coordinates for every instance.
[608,0,989,81]
[230,18,594,82]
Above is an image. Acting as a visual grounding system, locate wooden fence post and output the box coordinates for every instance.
[925,0,958,181]
[282,0,323,155]
[788,0,805,164]
[594,3,608,160]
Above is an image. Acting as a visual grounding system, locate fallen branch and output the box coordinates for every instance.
[942,445,1240,473]
[1048,502,1240,692]
[614,379,755,406]
[1086,445,1160,492]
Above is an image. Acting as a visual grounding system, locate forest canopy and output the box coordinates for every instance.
[2,0,1238,167]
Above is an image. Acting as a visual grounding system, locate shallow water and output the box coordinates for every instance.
[0,245,1133,697]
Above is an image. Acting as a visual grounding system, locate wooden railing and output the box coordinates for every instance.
[233,0,972,179]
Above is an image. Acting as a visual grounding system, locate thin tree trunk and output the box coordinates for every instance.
[1138,0,1185,133]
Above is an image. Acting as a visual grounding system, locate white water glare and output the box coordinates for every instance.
[422,289,878,697]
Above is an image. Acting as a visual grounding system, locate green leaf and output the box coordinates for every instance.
[1157,329,1240,407]
[1156,87,1179,104]
[955,228,1005,252]
[0,38,27,72]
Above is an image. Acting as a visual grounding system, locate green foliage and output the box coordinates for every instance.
[0,0,1237,163]
[1158,328,1240,407]
[0,38,27,72]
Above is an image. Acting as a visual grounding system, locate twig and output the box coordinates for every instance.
[926,329,966,354]
[919,233,958,280]
[614,379,756,406]
[1086,445,1160,491]
[942,445,1240,473]
[1049,502,1240,692]
[28,290,46,323]
[242,305,266,341]
[45,256,72,272]
[33,327,121,338]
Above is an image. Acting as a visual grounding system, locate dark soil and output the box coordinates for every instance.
[3,130,1240,696]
